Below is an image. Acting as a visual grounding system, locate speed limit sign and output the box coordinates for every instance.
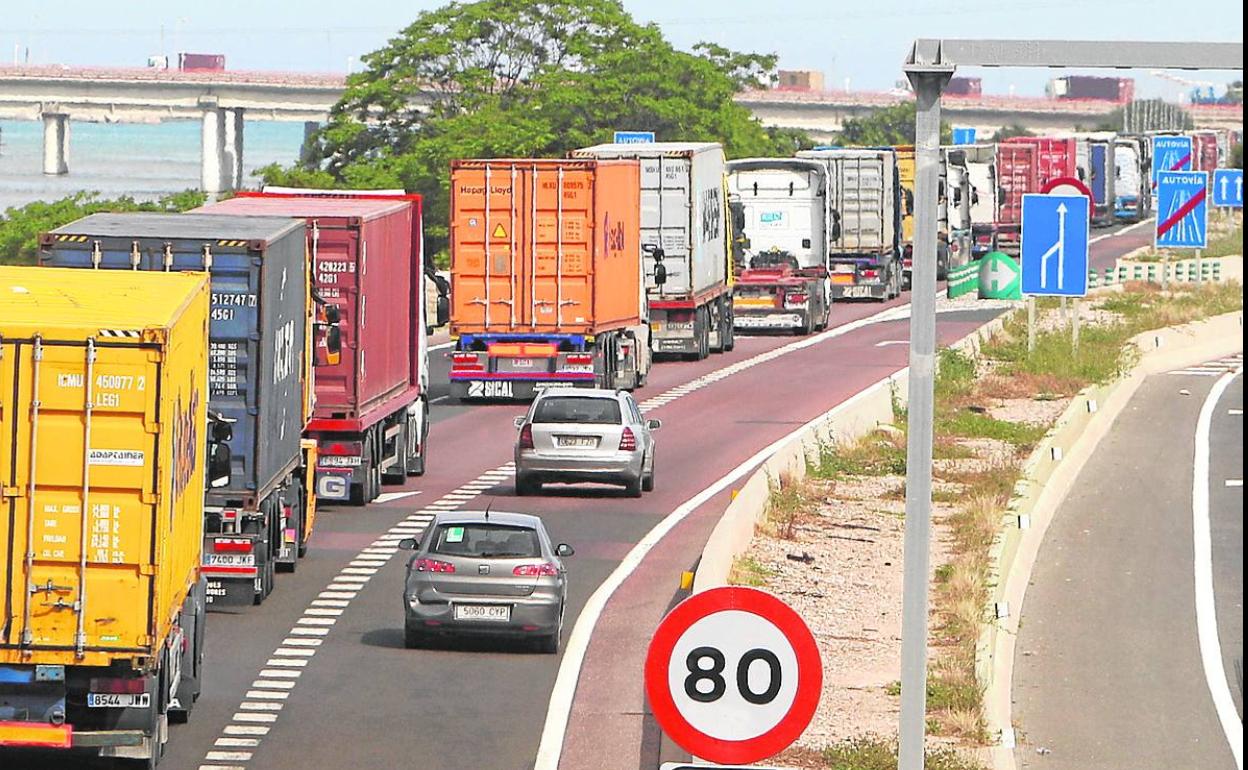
[644,586,822,764]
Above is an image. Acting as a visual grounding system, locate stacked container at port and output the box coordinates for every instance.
[725,158,832,334]
[448,158,651,401]
[196,190,444,506]
[41,214,315,608]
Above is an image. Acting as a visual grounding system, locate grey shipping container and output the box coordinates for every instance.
[40,213,309,507]
[797,148,899,256]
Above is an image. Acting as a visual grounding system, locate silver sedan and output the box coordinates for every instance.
[399,511,574,653]
[513,388,660,497]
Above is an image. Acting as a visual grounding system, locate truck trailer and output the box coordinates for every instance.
[195,190,446,506]
[40,214,322,607]
[1114,136,1151,222]
[797,148,904,300]
[944,144,999,260]
[448,158,651,401]
[0,266,220,767]
[726,158,832,334]
[994,142,1039,255]
[1082,133,1119,227]
[892,145,953,285]
[570,142,735,359]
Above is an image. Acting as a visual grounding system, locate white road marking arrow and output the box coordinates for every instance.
[1037,203,1068,290]
[986,256,1019,293]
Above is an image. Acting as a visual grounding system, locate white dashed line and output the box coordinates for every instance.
[1227,480,1243,487]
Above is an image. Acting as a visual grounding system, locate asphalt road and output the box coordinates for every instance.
[4,219,1155,770]
[1012,368,1243,769]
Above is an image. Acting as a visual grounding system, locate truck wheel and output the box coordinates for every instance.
[696,308,711,360]
[408,418,428,477]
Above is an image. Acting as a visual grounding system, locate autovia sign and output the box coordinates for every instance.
[614,131,656,144]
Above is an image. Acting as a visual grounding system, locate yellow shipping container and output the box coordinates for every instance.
[0,266,210,759]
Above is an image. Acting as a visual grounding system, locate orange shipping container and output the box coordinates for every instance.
[450,159,644,336]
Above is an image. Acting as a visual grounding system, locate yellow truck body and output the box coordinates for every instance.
[0,266,209,670]
[895,145,916,245]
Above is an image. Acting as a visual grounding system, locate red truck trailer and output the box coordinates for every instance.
[197,190,445,506]
[995,142,1040,255]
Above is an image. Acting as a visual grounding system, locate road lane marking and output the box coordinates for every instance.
[373,490,423,504]
[223,725,269,736]
[246,690,289,700]
[534,368,906,769]
[1193,369,1244,770]
[1230,408,1243,416]
[215,738,260,747]
[1227,479,1243,487]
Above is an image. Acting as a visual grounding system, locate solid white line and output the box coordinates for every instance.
[1227,480,1243,487]
[1192,368,1244,770]
[533,369,903,768]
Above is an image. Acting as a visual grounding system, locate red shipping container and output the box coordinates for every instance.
[945,77,983,97]
[1004,136,1077,189]
[1191,131,1220,173]
[195,193,424,433]
[995,143,1039,249]
[179,53,226,71]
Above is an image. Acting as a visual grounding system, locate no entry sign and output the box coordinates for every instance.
[644,587,822,764]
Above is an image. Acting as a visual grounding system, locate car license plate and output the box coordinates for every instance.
[557,435,599,448]
[205,553,255,567]
[454,604,510,622]
[87,692,151,709]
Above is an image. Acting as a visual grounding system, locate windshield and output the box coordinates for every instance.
[532,396,621,425]
[430,524,541,559]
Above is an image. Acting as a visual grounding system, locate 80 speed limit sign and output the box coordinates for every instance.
[644,586,822,764]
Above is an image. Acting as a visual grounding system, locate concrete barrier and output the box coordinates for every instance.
[981,310,1245,770]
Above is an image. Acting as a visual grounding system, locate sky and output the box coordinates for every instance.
[4,0,1243,100]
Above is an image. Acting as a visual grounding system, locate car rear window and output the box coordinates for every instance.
[430,524,541,559]
[532,396,621,425]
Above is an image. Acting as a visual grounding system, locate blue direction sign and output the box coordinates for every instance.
[951,127,977,145]
[1151,135,1193,186]
[1020,193,1090,297]
[613,131,656,144]
[1156,171,1209,249]
[1212,169,1244,208]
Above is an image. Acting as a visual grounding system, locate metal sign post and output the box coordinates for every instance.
[903,38,1242,770]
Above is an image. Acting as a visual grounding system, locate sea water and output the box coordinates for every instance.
[0,119,305,211]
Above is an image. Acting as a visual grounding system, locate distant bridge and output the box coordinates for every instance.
[1,65,1240,191]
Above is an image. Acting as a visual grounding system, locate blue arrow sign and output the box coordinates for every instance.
[613,131,656,144]
[1151,135,1193,186]
[1021,194,1090,297]
[1212,169,1244,208]
[1156,171,1209,249]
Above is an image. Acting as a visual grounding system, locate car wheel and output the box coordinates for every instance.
[624,473,643,498]
[642,466,655,493]
[538,604,564,654]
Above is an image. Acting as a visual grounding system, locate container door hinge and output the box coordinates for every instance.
[141,492,159,505]
[2,486,24,499]
[139,564,157,576]
[145,421,161,435]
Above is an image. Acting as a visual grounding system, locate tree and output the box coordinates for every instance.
[834,102,952,147]
[1103,99,1194,133]
[990,124,1034,141]
[277,0,802,262]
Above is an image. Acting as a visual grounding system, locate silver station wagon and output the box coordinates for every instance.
[513,387,660,497]
[399,511,574,653]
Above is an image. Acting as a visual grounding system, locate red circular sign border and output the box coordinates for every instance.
[1040,175,1094,203]
[643,586,823,764]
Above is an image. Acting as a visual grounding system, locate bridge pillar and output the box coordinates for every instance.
[223,108,245,190]
[300,121,320,166]
[200,103,227,195]
[41,109,70,175]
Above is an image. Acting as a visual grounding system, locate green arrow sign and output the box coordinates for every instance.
[979,251,1022,299]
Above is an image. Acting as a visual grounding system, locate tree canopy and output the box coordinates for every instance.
[264,0,804,261]
[833,102,952,147]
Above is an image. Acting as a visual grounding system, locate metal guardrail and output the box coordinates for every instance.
[1088,261,1224,287]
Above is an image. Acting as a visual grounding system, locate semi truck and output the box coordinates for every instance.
[40,214,327,607]
[892,145,953,285]
[195,190,447,506]
[570,142,735,359]
[797,148,903,300]
[0,266,222,767]
[725,158,832,334]
[448,158,650,401]
[1114,136,1151,222]
[1083,133,1118,227]
[943,144,999,259]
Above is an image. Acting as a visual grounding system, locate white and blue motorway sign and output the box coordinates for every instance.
[1020,193,1090,297]
[1151,135,1193,185]
[1155,171,1209,249]
[1212,169,1244,208]
[613,131,656,144]
[951,127,977,145]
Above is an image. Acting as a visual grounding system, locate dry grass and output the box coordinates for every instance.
[728,555,775,587]
[762,471,816,540]
[976,371,1082,400]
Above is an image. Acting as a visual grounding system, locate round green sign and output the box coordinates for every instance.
[979,251,1022,300]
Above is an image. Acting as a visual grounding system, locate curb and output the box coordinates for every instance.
[981,310,1245,770]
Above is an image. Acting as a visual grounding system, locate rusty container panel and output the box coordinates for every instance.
[450,159,643,336]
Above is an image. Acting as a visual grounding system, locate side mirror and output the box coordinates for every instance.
[398,538,419,550]
[555,543,575,558]
[208,444,231,489]
[653,262,667,286]
[646,418,662,431]
[436,295,450,328]
[513,416,526,429]
[210,418,233,443]
[321,325,343,367]
[323,305,341,325]
[830,210,842,242]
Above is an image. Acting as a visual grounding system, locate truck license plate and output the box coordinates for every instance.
[842,286,873,298]
[454,604,510,622]
[206,553,255,567]
[557,436,599,448]
[87,693,151,709]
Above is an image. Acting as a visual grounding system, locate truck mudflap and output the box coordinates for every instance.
[202,534,261,608]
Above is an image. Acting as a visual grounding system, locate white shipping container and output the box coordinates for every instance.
[571,142,729,299]
[797,148,899,256]
[726,158,828,270]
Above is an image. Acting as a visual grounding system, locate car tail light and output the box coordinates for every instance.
[213,538,251,553]
[518,424,535,450]
[565,353,594,366]
[619,427,637,451]
[412,558,456,573]
[89,677,146,694]
[513,563,559,577]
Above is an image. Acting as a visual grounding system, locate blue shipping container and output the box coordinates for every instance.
[40,213,309,507]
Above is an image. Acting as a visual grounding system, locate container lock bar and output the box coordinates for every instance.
[162,243,174,271]
[20,335,44,647]
[201,244,213,271]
